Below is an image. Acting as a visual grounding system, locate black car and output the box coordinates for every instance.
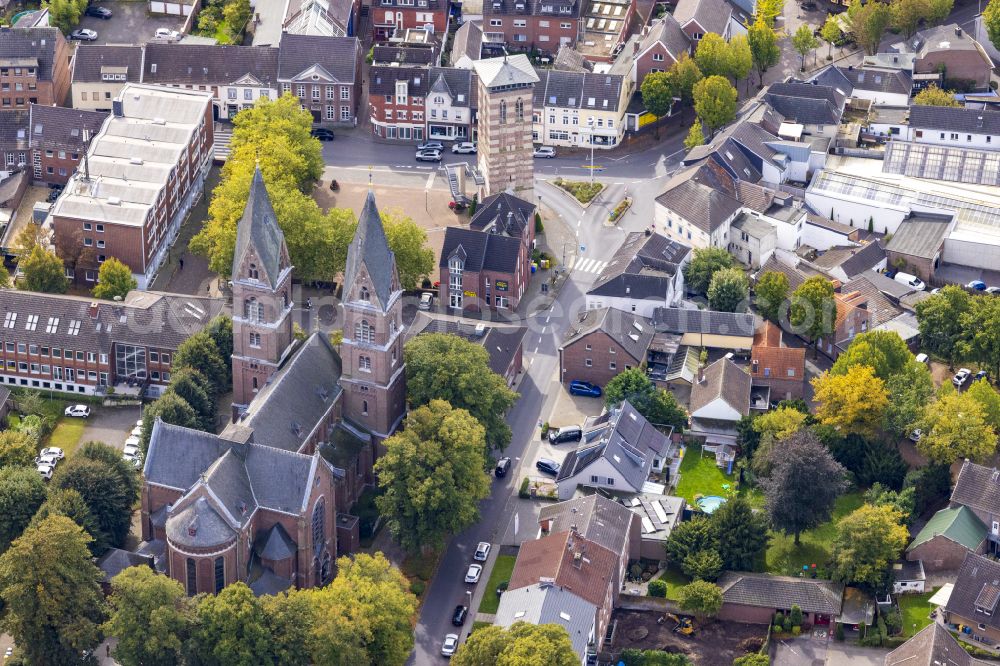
[536,458,561,476]
[495,457,511,478]
[311,128,335,141]
[548,425,582,445]
[85,5,113,18]
[452,605,468,626]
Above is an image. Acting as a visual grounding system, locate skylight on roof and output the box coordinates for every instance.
[25,314,38,331]
[3,312,15,329]
[632,321,643,333]
[45,317,58,333]
[67,320,81,336]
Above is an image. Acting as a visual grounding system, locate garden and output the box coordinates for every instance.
[552,178,604,204]
[478,554,516,615]
[898,589,936,638]
[8,390,88,458]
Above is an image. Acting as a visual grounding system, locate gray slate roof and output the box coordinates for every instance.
[233,167,288,289]
[439,226,522,273]
[534,69,623,112]
[562,307,655,363]
[907,105,1000,135]
[672,0,732,35]
[764,82,845,125]
[166,496,236,550]
[70,45,143,84]
[810,240,886,279]
[95,548,154,583]
[637,15,690,61]
[588,231,690,300]
[0,27,63,82]
[344,190,399,312]
[885,215,951,259]
[429,67,476,107]
[143,44,279,86]
[451,21,483,65]
[945,552,1000,632]
[538,494,636,555]
[28,104,107,152]
[276,34,358,83]
[952,460,1000,517]
[885,622,980,666]
[0,109,28,148]
[370,64,429,96]
[718,571,845,615]
[470,191,534,237]
[655,161,742,233]
[494,583,597,659]
[689,357,751,416]
[652,307,758,337]
[841,275,904,328]
[255,522,297,560]
[372,45,436,66]
[810,65,912,97]
[553,44,593,72]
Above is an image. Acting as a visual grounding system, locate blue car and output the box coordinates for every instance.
[569,380,602,397]
[968,280,987,291]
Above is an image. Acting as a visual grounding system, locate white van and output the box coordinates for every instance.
[915,353,929,365]
[893,271,926,291]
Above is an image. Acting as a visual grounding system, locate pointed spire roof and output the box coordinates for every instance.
[344,189,398,309]
[233,167,288,288]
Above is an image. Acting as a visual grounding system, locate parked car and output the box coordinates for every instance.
[64,404,91,418]
[69,29,98,41]
[908,428,923,443]
[35,453,59,467]
[36,462,55,481]
[533,146,556,158]
[474,541,491,561]
[568,380,601,397]
[125,435,141,449]
[451,142,477,154]
[310,128,335,141]
[441,634,459,658]
[84,5,113,18]
[417,141,444,152]
[154,28,180,40]
[915,353,929,365]
[800,1,817,8]
[536,458,561,476]
[38,447,64,461]
[415,149,442,162]
[988,287,1000,295]
[953,368,972,387]
[464,563,483,583]
[494,456,511,478]
[46,188,62,203]
[418,292,433,310]
[130,425,143,437]
[548,425,582,444]
[975,370,988,383]
[893,271,925,291]
[968,280,987,291]
[451,605,468,626]
[123,443,141,458]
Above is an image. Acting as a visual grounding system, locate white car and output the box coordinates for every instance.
[415,149,442,163]
[908,428,923,443]
[123,443,141,458]
[38,446,64,460]
[451,142,477,154]
[130,426,143,437]
[418,292,433,310]
[533,146,556,158]
[441,634,459,658]
[417,141,444,152]
[35,453,59,468]
[953,368,972,387]
[64,404,90,418]
[154,28,181,40]
[464,563,482,583]
[474,541,491,561]
[36,462,54,481]
[136,419,144,428]
[125,435,141,449]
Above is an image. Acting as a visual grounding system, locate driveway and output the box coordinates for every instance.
[773,636,886,666]
[80,405,142,451]
[75,1,186,45]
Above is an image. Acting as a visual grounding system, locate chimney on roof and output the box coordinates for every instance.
[112,100,123,117]
[88,302,99,319]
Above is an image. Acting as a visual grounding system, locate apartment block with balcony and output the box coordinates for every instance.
[372,0,448,40]
[369,65,428,141]
[482,0,583,54]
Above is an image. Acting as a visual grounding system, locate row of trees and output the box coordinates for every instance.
[683,248,751,312]
[916,285,1000,379]
[845,0,953,55]
[189,95,434,290]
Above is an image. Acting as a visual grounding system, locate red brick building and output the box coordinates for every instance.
[439,228,526,314]
[369,64,428,141]
[277,34,361,124]
[0,27,71,109]
[372,0,448,39]
[27,104,108,186]
[482,0,583,54]
[559,307,654,388]
[749,321,805,401]
[629,15,690,87]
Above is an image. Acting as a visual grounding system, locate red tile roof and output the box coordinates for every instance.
[508,530,619,608]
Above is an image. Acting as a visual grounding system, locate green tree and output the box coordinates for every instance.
[51,442,140,548]
[831,330,912,381]
[30,487,106,555]
[890,0,925,38]
[684,247,734,295]
[789,275,836,357]
[753,406,808,442]
[832,504,909,586]
[376,400,491,553]
[728,35,754,93]
[695,33,732,78]
[747,19,780,86]
[677,580,724,617]
[865,483,916,521]
[755,0,782,25]
[307,552,418,666]
[847,0,892,55]
[761,430,848,544]
[968,378,1000,432]
[204,315,234,384]
[915,285,972,367]
[0,516,104,664]
[665,517,718,568]
[713,495,770,571]
[917,391,995,464]
[103,566,194,666]
[707,266,749,312]
[683,548,723,581]
[914,84,960,107]
[191,583,274,665]
[640,71,675,139]
[381,211,435,291]
[884,361,935,438]
[46,0,86,32]
[734,655,771,666]
[820,13,843,58]
[961,296,1000,380]
[452,622,579,666]
[985,0,1000,52]
[0,466,47,554]
[755,270,789,322]
[685,119,706,150]
[792,24,820,70]
[139,391,201,454]
[668,53,703,104]
[222,0,251,40]
[925,0,954,22]
[604,369,688,429]
[173,330,229,395]
[813,366,889,439]
[404,333,519,450]
[0,430,36,468]
[92,257,137,300]
[693,75,738,135]
[20,246,67,294]
[260,590,314,666]
[168,368,216,431]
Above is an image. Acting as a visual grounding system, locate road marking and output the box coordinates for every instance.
[534,345,539,353]
[542,326,547,333]
[529,357,534,367]
[569,257,608,274]
[425,172,436,188]
[545,316,551,323]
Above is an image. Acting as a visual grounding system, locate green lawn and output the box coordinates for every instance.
[674,444,737,505]
[656,565,691,601]
[478,554,516,615]
[47,418,86,457]
[899,589,936,638]
[764,492,864,576]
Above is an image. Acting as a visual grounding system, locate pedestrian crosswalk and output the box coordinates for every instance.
[568,257,608,274]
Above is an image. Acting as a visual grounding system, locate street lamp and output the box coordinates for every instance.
[587,119,596,185]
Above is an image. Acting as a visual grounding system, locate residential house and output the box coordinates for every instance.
[49,84,214,288]
[803,240,887,284]
[0,26,71,109]
[27,103,108,187]
[885,622,986,666]
[884,213,953,284]
[555,399,676,499]
[481,0,583,54]
[369,64,428,141]
[814,289,870,359]
[950,460,1000,556]
[426,67,477,141]
[891,560,926,595]
[532,69,628,148]
[494,583,599,662]
[908,24,993,92]
[559,307,653,388]
[749,321,805,401]
[371,45,437,67]
[629,15,690,87]
[906,506,987,573]
[729,211,775,269]
[0,289,221,396]
[407,313,527,386]
[903,105,1000,151]
[717,571,845,625]
[763,82,846,139]
[69,45,143,112]
[277,34,360,124]
[672,0,736,42]
[654,161,743,250]
[808,65,912,107]
[450,21,507,69]
[620,492,685,560]
[651,307,757,349]
[438,227,527,313]
[585,231,691,317]
[371,0,448,40]
[687,357,751,458]
[0,109,28,180]
[943,552,1000,646]
[469,190,536,248]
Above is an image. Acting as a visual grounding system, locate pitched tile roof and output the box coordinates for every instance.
[95,548,154,583]
[255,522,298,560]
[407,313,527,379]
[750,321,805,383]
[907,105,1000,135]
[372,45,436,66]
[885,623,980,666]
[495,583,597,658]
[554,44,593,72]
[429,67,476,108]
[654,161,742,233]
[143,44,279,86]
[841,276,903,328]
[534,69,623,112]
[588,231,690,301]
[809,241,886,279]
[450,21,483,65]
[562,307,655,363]
[951,460,1000,517]
[538,494,636,555]
[689,357,751,416]
[885,215,951,259]
[672,0,732,35]
[508,530,619,608]
[0,109,30,147]
[764,82,844,126]
[233,167,289,289]
[70,44,143,83]
[344,190,399,310]
[809,65,912,96]
[908,506,987,553]
[439,226,522,274]
[945,552,1000,632]
[369,64,430,96]
[470,191,534,237]
[717,571,845,616]
[652,307,758,337]
[636,15,690,62]
[277,34,358,83]
[27,104,107,152]
[0,27,63,82]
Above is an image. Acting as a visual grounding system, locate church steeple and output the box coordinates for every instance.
[232,166,291,287]
[343,190,401,312]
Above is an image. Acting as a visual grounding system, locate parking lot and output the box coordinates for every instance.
[75,1,186,45]
[522,388,605,485]
[79,404,143,451]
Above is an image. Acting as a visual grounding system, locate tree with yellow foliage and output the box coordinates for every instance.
[812,365,888,438]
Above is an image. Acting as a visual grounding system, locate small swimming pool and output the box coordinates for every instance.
[696,495,728,514]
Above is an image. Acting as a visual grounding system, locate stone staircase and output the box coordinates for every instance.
[213,126,232,162]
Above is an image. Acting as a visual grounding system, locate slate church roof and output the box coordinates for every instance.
[233,167,289,288]
[344,189,399,311]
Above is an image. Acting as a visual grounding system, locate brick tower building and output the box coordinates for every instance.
[230,167,295,413]
[340,189,407,439]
